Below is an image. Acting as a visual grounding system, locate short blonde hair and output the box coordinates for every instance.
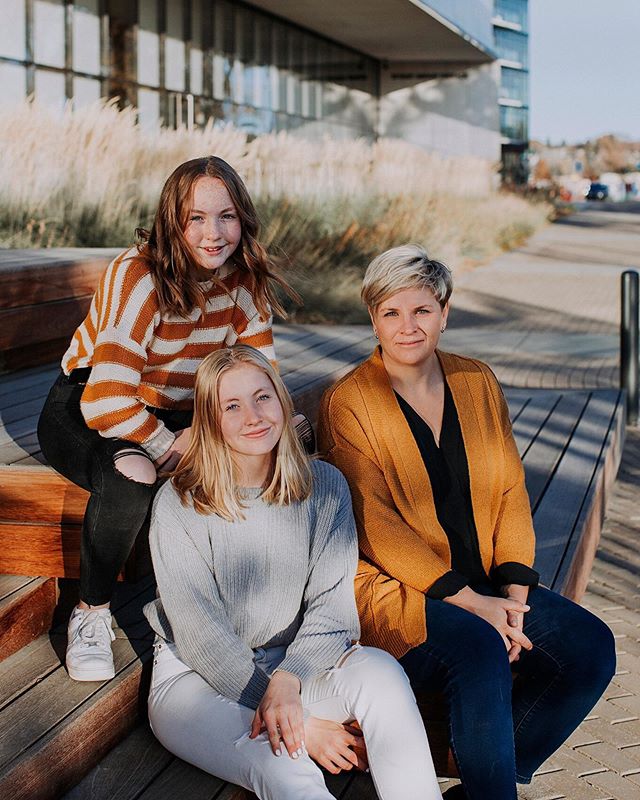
[361,244,453,310]
[171,345,312,520]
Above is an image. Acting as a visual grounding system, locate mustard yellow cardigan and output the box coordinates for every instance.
[317,347,536,659]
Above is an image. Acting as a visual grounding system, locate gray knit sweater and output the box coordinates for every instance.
[144,459,361,709]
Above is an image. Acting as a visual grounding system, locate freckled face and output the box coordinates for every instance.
[218,363,285,462]
[183,177,242,272]
[371,286,449,368]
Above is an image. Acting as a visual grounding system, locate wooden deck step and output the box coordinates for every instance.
[62,720,368,800]
[0,325,375,580]
[0,575,57,663]
[0,578,155,800]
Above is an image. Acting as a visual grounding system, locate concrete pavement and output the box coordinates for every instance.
[437,205,640,799]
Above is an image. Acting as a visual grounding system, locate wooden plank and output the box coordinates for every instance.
[509,391,560,458]
[0,366,58,400]
[0,577,57,663]
[0,381,50,414]
[552,391,624,600]
[503,389,530,427]
[0,520,82,577]
[0,651,151,800]
[284,339,374,397]
[0,297,92,351]
[532,390,621,591]
[0,260,108,311]
[282,327,374,384]
[523,392,590,512]
[0,396,48,429]
[0,469,88,524]
[0,635,65,712]
[0,412,40,446]
[137,755,227,800]
[0,433,42,465]
[62,724,174,800]
[0,578,156,799]
[0,338,71,375]
[0,575,34,600]
[0,637,146,771]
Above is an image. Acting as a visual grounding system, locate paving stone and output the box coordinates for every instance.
[608,693,640,716]
[577,740,640,773]
[582,768,640,799]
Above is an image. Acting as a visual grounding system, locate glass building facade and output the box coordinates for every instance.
[493,0,529,182]
[0,0,379,140]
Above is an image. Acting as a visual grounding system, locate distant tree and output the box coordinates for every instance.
[533,158,552,181]
[596,135,629,173]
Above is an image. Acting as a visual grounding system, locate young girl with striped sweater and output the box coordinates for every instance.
[37,156,301,682]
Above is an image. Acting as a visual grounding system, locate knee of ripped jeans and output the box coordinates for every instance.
[112,449,157,485]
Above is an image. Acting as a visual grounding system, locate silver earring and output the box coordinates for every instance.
[374,331,379,340]
[440,327,446,333]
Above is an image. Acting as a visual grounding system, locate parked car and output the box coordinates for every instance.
[585,182,609,200]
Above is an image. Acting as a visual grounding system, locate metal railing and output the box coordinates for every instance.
[621,270,639,425]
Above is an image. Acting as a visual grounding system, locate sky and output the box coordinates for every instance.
[529,0,640,145]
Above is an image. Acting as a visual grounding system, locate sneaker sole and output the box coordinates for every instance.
[67,665,115,682]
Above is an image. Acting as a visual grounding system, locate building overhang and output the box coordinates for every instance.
[246,0,496,65]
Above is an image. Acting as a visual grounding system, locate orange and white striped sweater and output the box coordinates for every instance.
[62,248,275,460]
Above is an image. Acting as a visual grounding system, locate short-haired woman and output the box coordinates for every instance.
[318,244,616,800]
[144,345,442,800]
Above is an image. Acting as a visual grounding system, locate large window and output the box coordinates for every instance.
[0,0,104,111]
[0,0,378,139]
[494,28,528,67]
[500,106,528,142]
[500,67,528,104]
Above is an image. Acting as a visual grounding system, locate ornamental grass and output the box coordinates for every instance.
[0,99,550,322]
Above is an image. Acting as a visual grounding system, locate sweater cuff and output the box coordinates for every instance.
[238,667,272,710]
[490,562,539,588]
[141,424,176,461]
[427,570,469,600]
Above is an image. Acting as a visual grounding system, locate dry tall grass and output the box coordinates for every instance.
[0,100,550,321]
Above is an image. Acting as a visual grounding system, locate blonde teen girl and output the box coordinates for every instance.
[37,157,306,682]
[143,345,441,800]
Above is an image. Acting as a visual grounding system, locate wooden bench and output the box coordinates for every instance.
[0,372,625,800]
[0,252,626,799]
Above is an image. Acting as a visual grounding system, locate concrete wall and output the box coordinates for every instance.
[379,61,501,162]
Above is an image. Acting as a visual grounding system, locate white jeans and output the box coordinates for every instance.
[148,640,440,800]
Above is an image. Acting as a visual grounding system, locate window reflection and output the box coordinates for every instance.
[3,0,378,139]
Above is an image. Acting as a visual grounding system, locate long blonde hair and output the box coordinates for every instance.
[172,345,313,519]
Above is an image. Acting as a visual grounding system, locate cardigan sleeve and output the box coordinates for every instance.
[482,366,538,579]
[318,396,453,594]
[147,492,271,709]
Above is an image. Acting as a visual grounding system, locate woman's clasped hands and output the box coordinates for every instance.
[250,670,368,772]
[447,585,533,663]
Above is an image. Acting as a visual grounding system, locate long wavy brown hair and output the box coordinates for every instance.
[136,156,299,319]
[172,345,313,520]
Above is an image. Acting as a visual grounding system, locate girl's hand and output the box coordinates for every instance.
[446,586,533,657]
[304,717,368,774]
[250,671,304,759]
[154,428,192,474]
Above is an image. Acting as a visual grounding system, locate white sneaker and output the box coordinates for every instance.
[66,606,116,681]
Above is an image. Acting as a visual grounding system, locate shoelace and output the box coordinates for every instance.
[73,611,116,649]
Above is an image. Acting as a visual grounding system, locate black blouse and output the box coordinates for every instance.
[395,380,538,600]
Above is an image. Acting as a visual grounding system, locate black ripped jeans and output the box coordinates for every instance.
[38,371,191,605]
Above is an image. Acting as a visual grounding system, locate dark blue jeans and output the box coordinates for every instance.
[399,586,616,800]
